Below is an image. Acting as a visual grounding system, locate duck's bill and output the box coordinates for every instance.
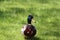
[32,19,36,23]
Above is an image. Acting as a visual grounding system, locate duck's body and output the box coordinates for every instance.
[21,15,36,38]
[24,24,36,37]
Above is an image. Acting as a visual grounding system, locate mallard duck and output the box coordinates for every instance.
[21,15,36,38]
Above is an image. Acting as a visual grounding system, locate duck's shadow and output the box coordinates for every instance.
[25,37,41,40]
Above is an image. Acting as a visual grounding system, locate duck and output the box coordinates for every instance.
[21,15,36,38]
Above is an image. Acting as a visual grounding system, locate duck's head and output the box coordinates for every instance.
[27,15,33,24]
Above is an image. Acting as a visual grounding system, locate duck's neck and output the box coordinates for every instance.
[27,19,32,24]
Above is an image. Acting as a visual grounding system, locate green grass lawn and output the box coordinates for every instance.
[0,0,60,40]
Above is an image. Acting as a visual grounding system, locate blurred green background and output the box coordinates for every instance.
[0,0,60,40]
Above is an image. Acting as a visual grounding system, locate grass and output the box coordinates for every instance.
[0,0,60,40]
